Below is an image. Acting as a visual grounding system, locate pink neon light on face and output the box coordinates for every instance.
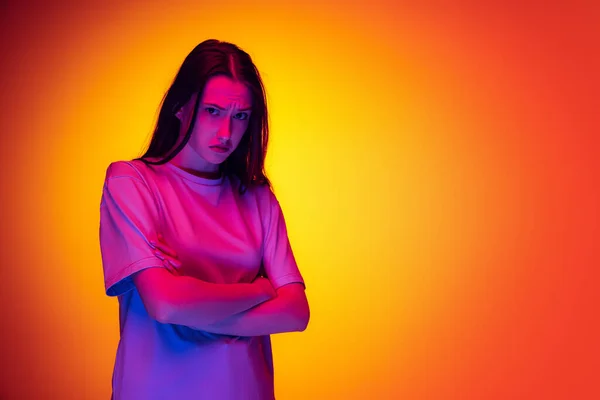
[176,75,252,174]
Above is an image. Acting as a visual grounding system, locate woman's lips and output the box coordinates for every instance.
[210,146,230,153]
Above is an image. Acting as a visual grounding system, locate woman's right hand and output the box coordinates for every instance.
[254,277,276,300]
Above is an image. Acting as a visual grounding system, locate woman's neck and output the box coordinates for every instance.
[169,146,221,180]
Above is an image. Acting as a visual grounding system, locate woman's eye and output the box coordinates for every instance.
[205,107,219,116]
[234,112,249,120]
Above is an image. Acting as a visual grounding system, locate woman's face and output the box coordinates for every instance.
[176,75,252,173]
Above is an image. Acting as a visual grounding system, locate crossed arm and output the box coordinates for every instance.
[201,282,309,336]
[102,168,309,336]
[132,257,309,337]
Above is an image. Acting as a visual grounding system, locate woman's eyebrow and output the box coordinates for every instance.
[203,102,252,112]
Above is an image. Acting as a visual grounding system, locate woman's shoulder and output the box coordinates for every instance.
[240,181,279,210]
[104,158,154,182]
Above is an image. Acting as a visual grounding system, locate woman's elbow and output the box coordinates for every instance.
[279,283,310,332]
[292,300,310,332]
[297,308,310,332]
[138,290,174,324]
[151,299,175,324]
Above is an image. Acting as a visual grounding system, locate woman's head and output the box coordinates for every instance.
[140,39,270,192]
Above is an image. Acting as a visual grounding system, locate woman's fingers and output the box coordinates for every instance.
[159,244,178,258]
[150,238,178,258]
[150,235,181,274]
[156,254,181,275]
[168,258,182,268]
[154,251,181,266]
[163,259,180,275]
[156,252,181,274]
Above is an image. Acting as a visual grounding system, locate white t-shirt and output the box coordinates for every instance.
[99,159,304,400]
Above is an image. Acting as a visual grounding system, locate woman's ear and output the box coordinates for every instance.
[175,108,183,120]
[175,93,198,123]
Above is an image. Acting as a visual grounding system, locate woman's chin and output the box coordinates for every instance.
[203,149,231,164]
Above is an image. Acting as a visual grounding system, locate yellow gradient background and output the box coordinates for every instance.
[1,1,598,399]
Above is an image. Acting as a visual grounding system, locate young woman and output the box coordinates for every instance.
[99,39,309,400]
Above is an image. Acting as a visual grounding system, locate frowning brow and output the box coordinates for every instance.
[203,102,252,112]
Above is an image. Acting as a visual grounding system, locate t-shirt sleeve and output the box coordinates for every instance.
[99,161,164,297]
[262,190,305,290]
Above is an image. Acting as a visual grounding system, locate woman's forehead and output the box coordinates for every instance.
[201,75,252,107]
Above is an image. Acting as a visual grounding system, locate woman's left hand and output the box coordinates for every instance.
[149,234,182,275]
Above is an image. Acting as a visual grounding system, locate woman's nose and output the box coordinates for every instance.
[217,120,232,141]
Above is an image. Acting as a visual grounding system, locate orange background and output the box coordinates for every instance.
[1,1,599,399]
